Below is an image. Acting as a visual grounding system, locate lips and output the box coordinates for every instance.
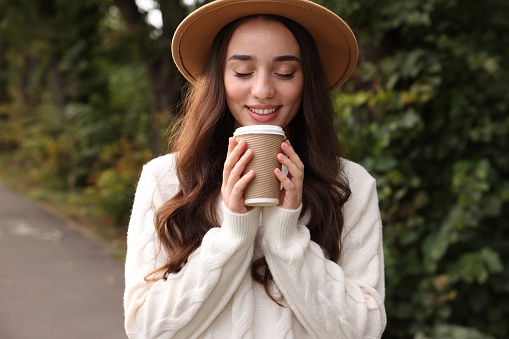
[246,105,280,122]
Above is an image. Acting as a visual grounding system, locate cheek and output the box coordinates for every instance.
[284,74,303,98]
[225,80,245,105]
[287,83,303,106]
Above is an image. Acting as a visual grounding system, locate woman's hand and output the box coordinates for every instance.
[275,139,304,210]
[221,137,255,214]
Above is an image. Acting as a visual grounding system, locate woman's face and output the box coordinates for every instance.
[224,19,304,129]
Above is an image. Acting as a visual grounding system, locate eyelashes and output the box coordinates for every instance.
[233,71,295,79]
[234,71,251,78]
[276,72,295,79]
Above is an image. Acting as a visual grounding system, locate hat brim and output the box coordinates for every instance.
[172,0,358,92]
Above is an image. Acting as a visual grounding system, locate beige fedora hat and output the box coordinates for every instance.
[172,0,358,92]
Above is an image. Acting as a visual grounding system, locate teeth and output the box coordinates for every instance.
[249,108,277,115]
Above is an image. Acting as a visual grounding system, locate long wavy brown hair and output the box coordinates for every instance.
[148,15,351,302]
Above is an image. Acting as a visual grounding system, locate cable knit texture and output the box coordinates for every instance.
[124,153,386,338]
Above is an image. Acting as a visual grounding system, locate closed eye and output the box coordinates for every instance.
[234,71,252,78]
[275,72,295,79]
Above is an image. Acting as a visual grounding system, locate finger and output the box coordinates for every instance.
[223,139,247,184]
[223,169,255,214]
[228,147,254,186]
[223,144,254,201]
[222,140,254,212]
[223,138,237,184]
[275,167,301,210]
[229,169,255,203]
[277,152,303,182]
[227,137,237,157]
[274,167,296,191]
[281,140,304,173]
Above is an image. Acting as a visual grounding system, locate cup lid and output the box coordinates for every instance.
[233,125,285,137]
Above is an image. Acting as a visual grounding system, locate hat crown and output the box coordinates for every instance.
[172,0,358,92]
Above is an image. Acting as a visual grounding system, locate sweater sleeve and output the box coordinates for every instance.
[261,162,386,339]
[124,159,260,338]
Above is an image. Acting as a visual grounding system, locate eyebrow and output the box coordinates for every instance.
[227,54,301,62]
[274,55,301,62]
[228,54,254,61]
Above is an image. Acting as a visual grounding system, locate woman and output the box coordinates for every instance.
[124,0,386,338]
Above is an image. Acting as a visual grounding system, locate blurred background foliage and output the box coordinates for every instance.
[0,0,507,337]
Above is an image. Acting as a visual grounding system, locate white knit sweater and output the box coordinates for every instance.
[124,153,386,338]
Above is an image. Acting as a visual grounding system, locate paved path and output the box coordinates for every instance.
[0,181,126,339]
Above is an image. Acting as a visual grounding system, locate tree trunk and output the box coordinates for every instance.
[20,55,38,106]
[49,55,67,112]
[0,38,9,105]
[145,57,174,154]
[114,0,187,156]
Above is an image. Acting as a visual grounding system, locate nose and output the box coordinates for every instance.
[251,72,275,99]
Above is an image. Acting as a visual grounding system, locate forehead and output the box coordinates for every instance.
[226,19,301,56]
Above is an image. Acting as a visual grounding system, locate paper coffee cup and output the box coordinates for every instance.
[233,125,286,206]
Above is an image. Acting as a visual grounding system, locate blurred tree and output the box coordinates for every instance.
[0,0,152,220]
[113,0,188,155]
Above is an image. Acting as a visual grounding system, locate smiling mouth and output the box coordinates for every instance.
[248,107,278,115]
